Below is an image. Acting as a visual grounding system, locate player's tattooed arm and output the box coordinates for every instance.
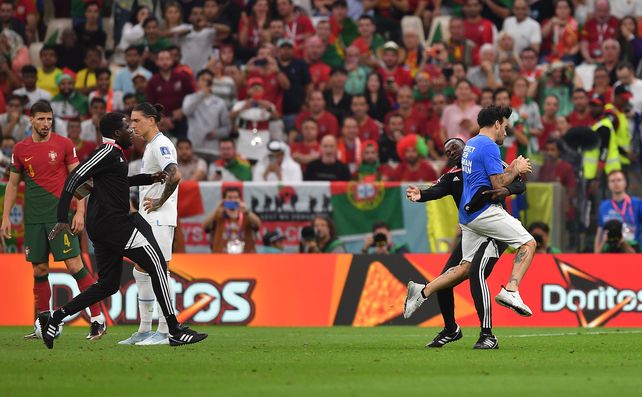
[143,164,182,212]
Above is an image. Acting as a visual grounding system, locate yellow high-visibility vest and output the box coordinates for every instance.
[605,103,631,166]
[583,117,621,179]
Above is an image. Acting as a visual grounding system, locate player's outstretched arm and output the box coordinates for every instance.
[143,164,181,212]
[407,176,452,203]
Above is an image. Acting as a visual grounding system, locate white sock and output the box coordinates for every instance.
[90,314,105,324]
[156,270,174,334]
[133,268,154,333]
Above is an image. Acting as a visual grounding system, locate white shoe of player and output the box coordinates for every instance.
[495,286,532,317]
[404,281,427,319]
[118,331,154,345]
[136,331,170,346]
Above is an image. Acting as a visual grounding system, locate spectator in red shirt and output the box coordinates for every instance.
[67,117,97,162]
[379,113,404,165]
[145,49,194,138]
[352,14,385,62]
[305,35,331,91]
[580,0,619,64]
[238,0,271,50]
[385,86,427,138]
[446,17,479,66]
[350,95,382,142]
[246,44,291,113]
[392,134,438,182]
[540,95,560,148]
[337,116,362,175]
[463,0,496,48]
[519,47,544,84]
[567,88,595,128]
[592,65,614,102]
[276,0,315,55]
[291,118,321,171]
[538,138,577,219]
[293,90,340,140]
[377,41,413,106]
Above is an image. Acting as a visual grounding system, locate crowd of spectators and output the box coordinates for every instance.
[2,0,642,252]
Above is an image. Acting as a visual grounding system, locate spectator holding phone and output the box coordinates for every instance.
[202,187,261,253]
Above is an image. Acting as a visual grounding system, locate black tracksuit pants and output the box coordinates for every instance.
[61,213,175,319]
[437,237,507,331]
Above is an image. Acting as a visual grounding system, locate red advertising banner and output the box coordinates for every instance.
[1,254,641,327]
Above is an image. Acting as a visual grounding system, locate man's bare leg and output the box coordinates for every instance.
[505,239,536,291]
[422,261,471,298]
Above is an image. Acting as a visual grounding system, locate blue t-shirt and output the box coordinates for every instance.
[598,196,642,245]
[459,135,503,225]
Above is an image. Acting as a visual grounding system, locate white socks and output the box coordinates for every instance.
[156,270,174,334]
[133,268,154,333]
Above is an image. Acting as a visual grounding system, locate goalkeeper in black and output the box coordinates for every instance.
[403,138,525,349]
[42,112,207,349]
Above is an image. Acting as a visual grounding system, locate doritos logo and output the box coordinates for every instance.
[542,258,642,327]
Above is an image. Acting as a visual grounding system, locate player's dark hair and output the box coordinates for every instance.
[528,222,550,234]
[176,137,192,147]
[477,105,512,128]
[30,100,53,115]
[132,102,164,122]
[372,221,389,232]
[100,112,126,138]
[444,137,465,147]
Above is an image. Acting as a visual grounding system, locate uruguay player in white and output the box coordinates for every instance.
[119,103,182,346]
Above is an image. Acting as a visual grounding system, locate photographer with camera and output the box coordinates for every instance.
[202,187,261,253]
[594,170,642,253]
[361,221,409,254]
[300,215,346,253]
[527,222,561,254]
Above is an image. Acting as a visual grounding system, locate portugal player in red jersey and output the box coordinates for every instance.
[1,101,106,340]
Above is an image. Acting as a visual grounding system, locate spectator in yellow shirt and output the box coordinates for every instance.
[36,45,62,97]
[75,47,103,96]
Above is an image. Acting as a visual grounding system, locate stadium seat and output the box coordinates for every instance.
[29,42,43,68]
[44,18,72,45]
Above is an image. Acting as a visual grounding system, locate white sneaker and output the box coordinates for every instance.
[118,331,154,345]
[403,281,427,319]
[136,331,170,346]
[495,286,532,317]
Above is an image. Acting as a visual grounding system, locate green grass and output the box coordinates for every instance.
[1,326,641,397]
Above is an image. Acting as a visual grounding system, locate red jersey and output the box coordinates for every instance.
[294,111,339,139]
[567,111,595,128]
[385,107,428,136]
[74,140,98,162]
[285,14,315,52]
[145,70,195,113]
[581,17,619,59]
[290,141,320,171]
[246,70,284,113]
[357,117,382,141]
[540,119,557,149]
[392,160,438,182]
[11,133,78,224]
[463,18,495,47]
[378,66,413,104]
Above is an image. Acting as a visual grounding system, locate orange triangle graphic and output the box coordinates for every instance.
[353,261,407,326]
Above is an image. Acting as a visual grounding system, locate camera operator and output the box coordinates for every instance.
[300,215,346,253]
[202,187,261,253]
[527,222,561,254]
[361,221,410,254]
[594,170,642,253]
[600,219,638,253]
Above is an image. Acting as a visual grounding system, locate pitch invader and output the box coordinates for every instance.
[1,101,105,340]
[119,103,182,346]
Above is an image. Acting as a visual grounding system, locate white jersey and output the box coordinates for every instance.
[139,132,179,226]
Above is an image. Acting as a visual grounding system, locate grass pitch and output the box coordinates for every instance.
[1,326,641,397]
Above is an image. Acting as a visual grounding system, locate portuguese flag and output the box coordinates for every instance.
[330,182,403,236]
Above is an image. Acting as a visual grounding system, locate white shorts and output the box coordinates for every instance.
[151,225,175,262]
[460,204,533,263]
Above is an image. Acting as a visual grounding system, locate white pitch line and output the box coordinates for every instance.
[504,330,642,338]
